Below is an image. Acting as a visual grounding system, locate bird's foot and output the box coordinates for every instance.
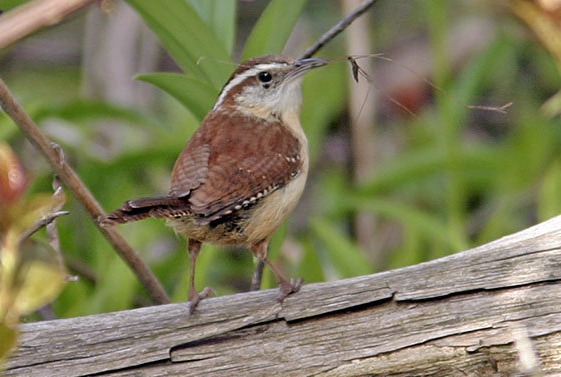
[277,277,304,303]
[188,286,216,315]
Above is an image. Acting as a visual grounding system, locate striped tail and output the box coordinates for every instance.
[101,196,191,226]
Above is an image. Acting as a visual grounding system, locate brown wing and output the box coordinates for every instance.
[169,129,210,197]
[170,111,303,223]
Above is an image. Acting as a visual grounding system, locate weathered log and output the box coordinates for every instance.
[6,215,561,376]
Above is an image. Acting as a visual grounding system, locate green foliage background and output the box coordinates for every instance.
[1,0,560,317]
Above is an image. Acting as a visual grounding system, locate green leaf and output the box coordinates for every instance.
[387,227,424,270]
[537,159,561,222]
[342,197,465,252]
[302,61,347,162]
[187,0,237,54]
[268,222,287,261]
[242,0,308,60]
[126,0,233,88]
[260,222,289,290]
[1,0,30,12]
[13,259,66,316]
[297,236,325,283]
[32,101,161,130]
[137,73,218,121]
[542,90,561,118]
[311,218,372,278]
[0,116,17,140]
[356,146,501,196]
[194,245,222,295]
[6,240,67,317]
[90,255,137,313]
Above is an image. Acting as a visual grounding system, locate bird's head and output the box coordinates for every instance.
[213,55,327,119]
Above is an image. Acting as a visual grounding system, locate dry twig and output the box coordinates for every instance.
[299,0,380,60]
[345,54,513,115]
[46,176,66,271]
[18,211,69,243]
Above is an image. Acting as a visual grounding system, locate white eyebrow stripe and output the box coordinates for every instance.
[253,63,288,71]
[214,69,257,109]
[213,62,289,110]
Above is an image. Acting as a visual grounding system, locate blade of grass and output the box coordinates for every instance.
[241,0,308,60]
[341,196,466,252]
[297,236,325,283]
[126,0,233,88]
[356,146,501,196]
[302,62,347,162]
[310,218,372,278]
[136,73,218,122]
[538,159,561,222]
[32,101,161,129]
[187,0,236,54]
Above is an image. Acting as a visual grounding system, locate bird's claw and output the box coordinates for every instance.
[277,277,304,303]
[188,286,216,315]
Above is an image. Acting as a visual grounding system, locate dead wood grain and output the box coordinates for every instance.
[6,215,561,377]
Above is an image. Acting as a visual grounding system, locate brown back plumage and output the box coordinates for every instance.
[104,109,302,226]
[170,111,302,222]
[103,54,304,227]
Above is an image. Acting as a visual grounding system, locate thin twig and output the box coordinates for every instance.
[371,55,513,114]
[66,257,98,283]
[18,211,69,243]
[343,54,512,115]
[47,176,66,267]
[346,55,417,117]
[0,77,170,305]
[0,0,99,51]
[47,175,79,282]
[299,0,380,60]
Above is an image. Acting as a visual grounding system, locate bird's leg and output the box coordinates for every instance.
[251,239,303,302]
[250,259,265,291]
[187,239,215,314]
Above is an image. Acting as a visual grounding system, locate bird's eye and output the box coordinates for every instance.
[258,71,272,83]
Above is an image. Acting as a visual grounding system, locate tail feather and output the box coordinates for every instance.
[101,196,191,226]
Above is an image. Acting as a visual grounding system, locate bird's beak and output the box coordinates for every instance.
[287,57,328,80]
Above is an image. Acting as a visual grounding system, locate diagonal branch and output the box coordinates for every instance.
[299,0,380,60]
[0,77,170,305]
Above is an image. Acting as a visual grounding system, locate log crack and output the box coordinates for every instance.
[5,215,561,376]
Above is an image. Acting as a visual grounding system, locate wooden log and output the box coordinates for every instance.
[6,215,561,376]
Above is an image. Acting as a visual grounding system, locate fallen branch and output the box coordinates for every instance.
[6,215,561,376]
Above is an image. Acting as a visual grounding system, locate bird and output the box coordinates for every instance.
[102,54,328,313]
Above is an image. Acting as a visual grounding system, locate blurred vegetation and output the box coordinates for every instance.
[0,143,67,366]
[0,0,560,320]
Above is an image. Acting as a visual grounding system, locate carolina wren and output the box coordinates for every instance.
[103,55,327,313]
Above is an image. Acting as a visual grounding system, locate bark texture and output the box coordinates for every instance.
[6,215,561,376]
